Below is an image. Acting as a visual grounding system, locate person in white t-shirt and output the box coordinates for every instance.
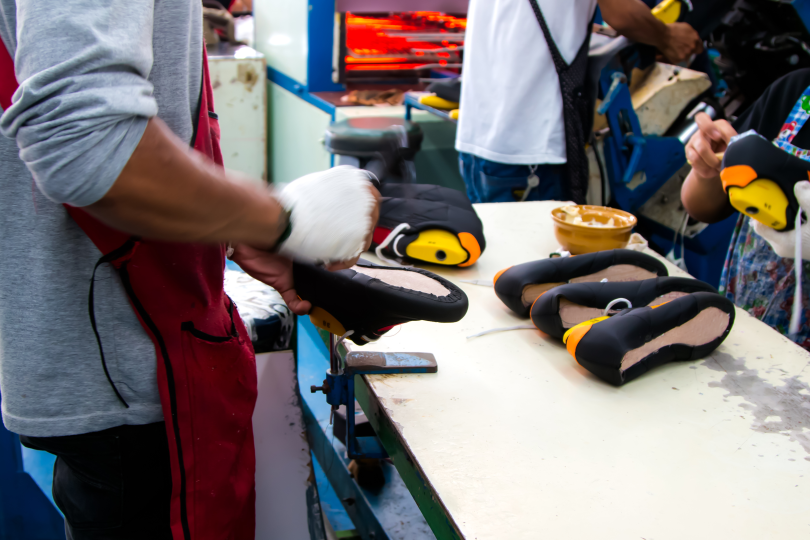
[456,0,703,203]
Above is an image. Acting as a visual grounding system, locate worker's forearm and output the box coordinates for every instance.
[681,170,735,224]
[85,118,285,249]
[598,0,669,51]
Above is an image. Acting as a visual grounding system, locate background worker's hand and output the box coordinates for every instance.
[752,181,810,260]
[229,244,312,315]
[685,112,738,180]
[660,22,703,64]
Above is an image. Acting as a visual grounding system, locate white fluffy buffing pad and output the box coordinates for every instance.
[277,166,375,263]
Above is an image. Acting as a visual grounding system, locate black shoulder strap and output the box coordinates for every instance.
[527,1,595,73]
[527,0,568,72]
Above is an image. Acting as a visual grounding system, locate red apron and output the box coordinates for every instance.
[1,42,257,540]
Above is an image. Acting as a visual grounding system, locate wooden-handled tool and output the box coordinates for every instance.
[686,151,725,166]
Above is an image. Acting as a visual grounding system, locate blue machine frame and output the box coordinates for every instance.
[598,60,736,287]
[265,0,342,118]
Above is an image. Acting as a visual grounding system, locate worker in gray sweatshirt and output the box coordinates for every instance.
[0,1,379,538]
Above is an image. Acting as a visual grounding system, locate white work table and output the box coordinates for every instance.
[355,201,810,540]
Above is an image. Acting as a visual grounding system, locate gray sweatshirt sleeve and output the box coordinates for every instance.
[0,0,159,207]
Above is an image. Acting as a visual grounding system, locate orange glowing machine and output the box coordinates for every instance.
[337,9,466,83]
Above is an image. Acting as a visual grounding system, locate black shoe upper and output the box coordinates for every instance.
[722,131,807,231]
[494,250,669,317]
[293,259,469,345]
[379,183,474,212]
[531,277,718,338]
[373,184,486,266]
[571,292,735,385]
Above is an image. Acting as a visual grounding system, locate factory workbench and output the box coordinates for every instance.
[352,201,810,540]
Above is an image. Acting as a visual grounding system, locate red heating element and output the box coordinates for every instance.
[345,11,466,73]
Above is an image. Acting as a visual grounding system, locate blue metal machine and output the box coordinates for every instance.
[596,45,737,287]
[310,334,437,460]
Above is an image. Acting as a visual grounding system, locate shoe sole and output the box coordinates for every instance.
[521,264,659,308]
[620,306,731,372]
[307,265,455,341]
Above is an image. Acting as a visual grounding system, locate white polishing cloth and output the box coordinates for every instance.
[277,166,375,263]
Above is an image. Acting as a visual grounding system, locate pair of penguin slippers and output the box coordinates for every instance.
[494,250,736,386]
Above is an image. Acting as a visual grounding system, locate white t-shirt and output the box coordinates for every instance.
[455,0,598,165]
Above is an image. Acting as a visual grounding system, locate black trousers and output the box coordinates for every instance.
[20,422,172,540]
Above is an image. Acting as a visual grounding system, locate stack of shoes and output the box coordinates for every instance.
[294,259,469,345]
[493,250,736,385]
[372,183,486,267]
[421,79,461,119]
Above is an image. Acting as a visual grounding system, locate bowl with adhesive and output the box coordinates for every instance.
[551,205,637,254]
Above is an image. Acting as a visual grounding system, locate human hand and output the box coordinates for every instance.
[752,181,810,260]
[660,22,703,64]
[276,166,381,265]
[685,113,737,180]
[229,244,312,315]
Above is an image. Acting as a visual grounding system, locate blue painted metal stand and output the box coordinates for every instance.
[0,392,65,540]
[598,65,734,286]
[404,94,457,124]
[310,333,436,460]
[298,317,436,540]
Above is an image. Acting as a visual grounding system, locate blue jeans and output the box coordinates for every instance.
[458,152,568,203]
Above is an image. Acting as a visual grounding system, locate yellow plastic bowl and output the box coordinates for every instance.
[551,205,637,254]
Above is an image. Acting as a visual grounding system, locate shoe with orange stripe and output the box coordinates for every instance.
[562,292,735,385]
[531,277,717,339]
[293,259,469,345]
[494,250,668,318]
[372,184,485,267]
[721,130,810,231]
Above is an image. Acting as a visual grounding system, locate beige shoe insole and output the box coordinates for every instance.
[355,267,450,297]
[620,307,730,372]
[558,291,689,329]
[521,265,658,307]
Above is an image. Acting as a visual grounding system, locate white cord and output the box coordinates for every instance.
[459,279,494,287]
[333,330,355,374]
[466,325,536,339]
[604,298,632,316]
[375,223,411,266]
[791,212,803,335]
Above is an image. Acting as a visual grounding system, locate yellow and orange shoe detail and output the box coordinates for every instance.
[457,232,482,267]
[405,229,468,265]
[562,316,609,362]
[493,266,512,286]
[720,165,757,191]
[309,307,347,336]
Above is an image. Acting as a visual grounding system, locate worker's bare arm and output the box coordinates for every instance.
[598,0,703,63]
[85,118,287,250]
[680,113,737,223]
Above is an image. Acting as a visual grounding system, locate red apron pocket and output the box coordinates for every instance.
[178,324,257,539]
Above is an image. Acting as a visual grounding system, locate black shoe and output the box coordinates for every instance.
[379,183,474,212]
[293,259,468,345]
[721,130,808,231]
[372,184,485,267]
[562,292,735,385]
[530,277,718,338]
[494,250,668,317]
